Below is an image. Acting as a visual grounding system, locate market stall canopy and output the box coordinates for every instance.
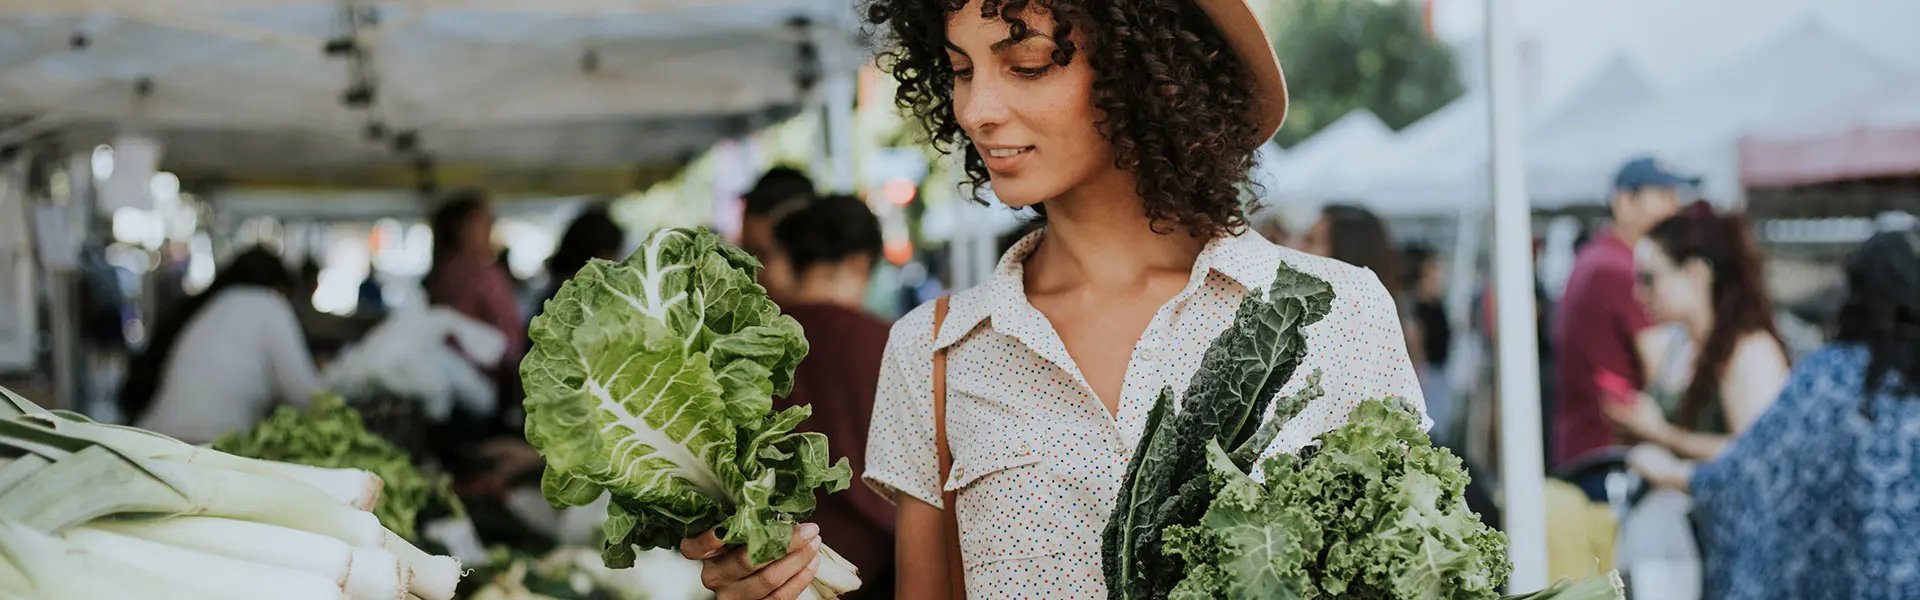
[1739,75,1920,188]
[1261,109,1394,200]
[0,0,863,194]
[1278,56,1651,216]
[1529,20,1896,206]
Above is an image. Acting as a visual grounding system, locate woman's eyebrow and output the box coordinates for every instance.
[990,33,1054,53]
[943,41,969,57]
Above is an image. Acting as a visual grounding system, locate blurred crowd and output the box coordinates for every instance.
[101,154,1918,599]
[1244,157,1920,599]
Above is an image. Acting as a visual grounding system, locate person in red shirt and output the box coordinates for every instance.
[1552,157,1693,467]
[767,193,897,599]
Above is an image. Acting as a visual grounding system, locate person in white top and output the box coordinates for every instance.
[125,247,319,444]
[680,0,1423,598]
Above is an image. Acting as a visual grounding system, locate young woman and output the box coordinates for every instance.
[680,0,1423,598]
[1604,203,1789,461]
[425,189,524,357]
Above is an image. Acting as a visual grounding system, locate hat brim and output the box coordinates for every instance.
[1193,0,1289,147]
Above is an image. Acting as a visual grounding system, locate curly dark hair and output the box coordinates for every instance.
[865,0,1265,237]
[1835,227,1920,413]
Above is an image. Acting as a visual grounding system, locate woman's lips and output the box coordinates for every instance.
[981,146,1035,174]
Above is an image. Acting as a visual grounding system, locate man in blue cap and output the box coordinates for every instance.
[1551,156,1699,468]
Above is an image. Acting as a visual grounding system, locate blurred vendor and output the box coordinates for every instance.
[737,166,815,301]
[769,194,896,598]
[125,247,318,443]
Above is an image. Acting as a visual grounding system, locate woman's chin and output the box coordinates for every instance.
[985,179,1055,210]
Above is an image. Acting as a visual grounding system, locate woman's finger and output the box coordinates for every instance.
[723,541,819,600]
[714,524,821,582]
[680,529,726,561]
[760,552,824,600]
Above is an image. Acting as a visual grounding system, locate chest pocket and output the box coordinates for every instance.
[944,430,1066,564]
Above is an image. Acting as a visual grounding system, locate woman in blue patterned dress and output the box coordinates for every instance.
[1629,227,1920,599]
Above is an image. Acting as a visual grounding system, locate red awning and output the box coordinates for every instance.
[1740,126,1920,188]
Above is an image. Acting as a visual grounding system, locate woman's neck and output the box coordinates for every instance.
[1026,176,1208,294]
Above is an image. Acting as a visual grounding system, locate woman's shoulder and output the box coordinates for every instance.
[210,287,298,316]
[1217,234,1397,308]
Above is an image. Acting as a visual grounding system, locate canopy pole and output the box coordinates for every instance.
[1486,0,1548,590]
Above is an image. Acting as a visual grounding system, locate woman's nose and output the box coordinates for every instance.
[955,77,1010,136]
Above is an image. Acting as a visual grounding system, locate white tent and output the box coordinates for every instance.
[1530,19,1898,205]
[1260,109,1394,200]
[0,0,864,193]
[1324,20,1896,215]
[1280,55,1654,216]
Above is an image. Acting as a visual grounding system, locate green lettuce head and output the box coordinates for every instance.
[522,228,849,568]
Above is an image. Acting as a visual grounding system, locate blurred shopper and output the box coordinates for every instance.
[737,166,816,301]
[1404,244,1451,370]
[1602,203,1789,460]
[768,194,896,599]
[1302,204,1403,298]
[1404,244,1454,437]
[426,189,525,359]
[1303,204,1424,372]
[533,206,625,318]
[1630,228,1920,599]
[1551,157,1691,466]
[124,247,317,443]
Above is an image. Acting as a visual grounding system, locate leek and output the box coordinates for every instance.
[0,385,469,599]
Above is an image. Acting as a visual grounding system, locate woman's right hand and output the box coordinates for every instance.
[680,524,824,600]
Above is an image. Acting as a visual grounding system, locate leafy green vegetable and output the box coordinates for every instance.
[520,228,853,573]
[1103,263,1334,600]
[1102,262,1621,600]
[214,393,459,541]
[1159,400,1517,599]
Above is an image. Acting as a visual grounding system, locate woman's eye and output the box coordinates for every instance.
[1011,65,1052,79]
[952,68,974,81]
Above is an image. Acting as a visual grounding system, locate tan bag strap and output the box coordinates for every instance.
[930,296,966,600]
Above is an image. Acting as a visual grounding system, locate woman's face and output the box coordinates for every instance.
[947,0,1111,208]
[1635,241,1711,324]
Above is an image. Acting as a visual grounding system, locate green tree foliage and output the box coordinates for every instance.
[1267,0,1465,146]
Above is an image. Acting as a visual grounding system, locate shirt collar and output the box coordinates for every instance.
[929,228,1276,351]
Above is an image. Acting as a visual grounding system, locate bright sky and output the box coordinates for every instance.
[1432,0,1920,112]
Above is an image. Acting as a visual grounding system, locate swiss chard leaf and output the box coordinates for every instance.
[522,228,849,568]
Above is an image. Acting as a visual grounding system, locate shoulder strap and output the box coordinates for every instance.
[930,296,966,600]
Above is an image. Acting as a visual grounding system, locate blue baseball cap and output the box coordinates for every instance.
[1613,156,1701,191]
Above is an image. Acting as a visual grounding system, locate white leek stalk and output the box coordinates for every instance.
[0,445,386,546]
[31,415,382,510]
[60,527,345,600]
[346,547,411,600]
[88,516,354,584]
[0,520,212,600]
[385,528,462,600]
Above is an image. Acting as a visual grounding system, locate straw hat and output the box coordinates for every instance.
[1192,0,1289,146]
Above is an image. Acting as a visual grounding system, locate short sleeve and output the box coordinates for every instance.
[862,303,942,508]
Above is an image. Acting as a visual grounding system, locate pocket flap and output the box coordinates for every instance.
[942,439,1044,492]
